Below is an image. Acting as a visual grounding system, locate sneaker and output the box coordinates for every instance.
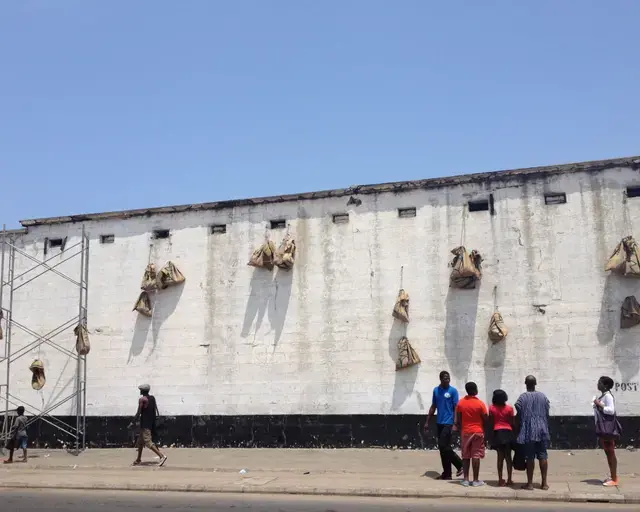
[460,480,470,487]
[159,456,168,467]
[603,479,618,487]
[456,468,464,477]
[436,474,452,480]
[472,480,485,487]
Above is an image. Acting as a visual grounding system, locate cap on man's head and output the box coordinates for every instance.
[138,384,151,392]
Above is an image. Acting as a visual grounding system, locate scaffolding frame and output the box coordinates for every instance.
[0,225,89,455]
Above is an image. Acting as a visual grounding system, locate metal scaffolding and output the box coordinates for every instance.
[0,225,89,455]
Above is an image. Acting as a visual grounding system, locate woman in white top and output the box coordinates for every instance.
[593,376,617,486]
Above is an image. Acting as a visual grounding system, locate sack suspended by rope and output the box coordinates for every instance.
[30,359,46,391]
[248,240,276,271]
[74,323,91,356]
[605,236,640,277]
[396,337,421,371]
[133,291,153,317]
[140,263,158,290]
[449,247,483,289]
[157,261,186,289]
[392,289,410,323]
[488,312,508,343]
[621,296,640,329]
[274,235,296,270]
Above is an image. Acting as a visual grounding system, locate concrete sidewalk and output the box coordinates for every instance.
[1,448,638,504]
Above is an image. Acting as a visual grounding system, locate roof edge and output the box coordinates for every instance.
[19,155,640,227]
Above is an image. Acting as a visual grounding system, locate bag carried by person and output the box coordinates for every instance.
[157,261,186,289]
[140,263,158,290]
[605,236,640,277]
[594,398,623,439]
[620,295,640,329]
[30,359,46,391]
[488,312,508,342]
[396,336,421,370]
[133,291,153,317]
[274,235,296,270]
[449,247,483,289]
[248,240,276,271]
[74,323,91,356]
[513,443,526,471]
[392,289,410,323]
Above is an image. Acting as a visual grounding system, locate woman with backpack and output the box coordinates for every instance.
[593,376,622,487]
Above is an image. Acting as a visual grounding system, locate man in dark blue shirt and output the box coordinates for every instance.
[425,371,463,479]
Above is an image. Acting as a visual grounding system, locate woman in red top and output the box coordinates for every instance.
[489,389,515,486]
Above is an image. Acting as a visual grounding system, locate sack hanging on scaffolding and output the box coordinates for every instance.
[30,359,46,391]
[133,291,153,317]
[274,235,296,270]
[140,263,158,290]
[605,236,640,277]
[74,323,91,355]
[621,296,640,329]
[396,337,421,371]
[449,247,483,289]
[488,312,508,342]
[157,261,186,289]
[248,240,276,271]
[392,289,410,323]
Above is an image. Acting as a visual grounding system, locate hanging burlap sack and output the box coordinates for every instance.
[392,289,410,323]
[605,236,640,277]
[140,263,158,290]
[74,323,91,356]
[30,359,46,391]
[449,247,483,289]
[133,291,153,317]
[396,337,421,370]
[621,296,640,329]
[248,240,276,271]
[157,261,186,289]
[488,312,508,342]
[274,236,296,270]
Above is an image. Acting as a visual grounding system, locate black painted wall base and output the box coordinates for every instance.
[26,415,640,450]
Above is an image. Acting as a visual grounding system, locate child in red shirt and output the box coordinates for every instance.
[455,382,488,487]
[489,389,515,486]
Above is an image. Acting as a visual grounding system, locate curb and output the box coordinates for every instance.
[1,480,638,505]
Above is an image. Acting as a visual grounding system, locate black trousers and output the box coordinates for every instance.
[437,424,462,477]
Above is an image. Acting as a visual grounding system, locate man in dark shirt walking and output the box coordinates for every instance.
[425,371,463,480]
[129,384,167,467]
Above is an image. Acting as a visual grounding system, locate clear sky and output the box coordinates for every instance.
[2,1,639,228]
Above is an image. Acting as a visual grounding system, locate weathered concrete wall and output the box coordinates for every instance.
[2,164,640,420]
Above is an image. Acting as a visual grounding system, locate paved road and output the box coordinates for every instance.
[0,490,636,511]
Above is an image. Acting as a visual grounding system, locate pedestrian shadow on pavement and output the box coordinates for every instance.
[422,471,441,479]
[581,479,605,486]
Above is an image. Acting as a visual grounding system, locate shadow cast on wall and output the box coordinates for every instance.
[388,320,419,411]
[483,334,507,405]
[444,286,480,384]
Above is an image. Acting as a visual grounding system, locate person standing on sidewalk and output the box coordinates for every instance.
[455,382,488,487]
[593,376,621,487]
[488,389,515,487]
[128,384,167,467]
[515,375,550,491]
[425,371,463,480]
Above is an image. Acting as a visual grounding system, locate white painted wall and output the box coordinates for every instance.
[2,165,640,418]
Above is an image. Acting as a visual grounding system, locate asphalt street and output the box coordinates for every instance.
[0,490,636,511]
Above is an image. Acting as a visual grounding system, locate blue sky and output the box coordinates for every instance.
[2,1,639,228]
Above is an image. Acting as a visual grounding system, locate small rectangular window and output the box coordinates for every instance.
[152,229,170,239]
[544,193,567,205]
[332,213,349,224]
[468,200,489,212]
[211,224,227,234]
[626,186,640,198]
[48,238,63,248]
[398,207,416,218]
[270,219,286,229]
[100,234,115,244]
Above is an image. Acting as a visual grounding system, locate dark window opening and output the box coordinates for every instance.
[626,186,640,198]
[398,207,416,218]
[333,213,349,224]
[468,200,489,212]
[544,193,567,205]
[211,224,227,234]
[48,238,63,248]
[153,229,171,239]
[270,219,286,229]
[100,234,115,244]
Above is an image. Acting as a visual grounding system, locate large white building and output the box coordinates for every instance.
[2,155,640,448]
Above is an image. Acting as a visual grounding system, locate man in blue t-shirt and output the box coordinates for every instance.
[424,370,463,479]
